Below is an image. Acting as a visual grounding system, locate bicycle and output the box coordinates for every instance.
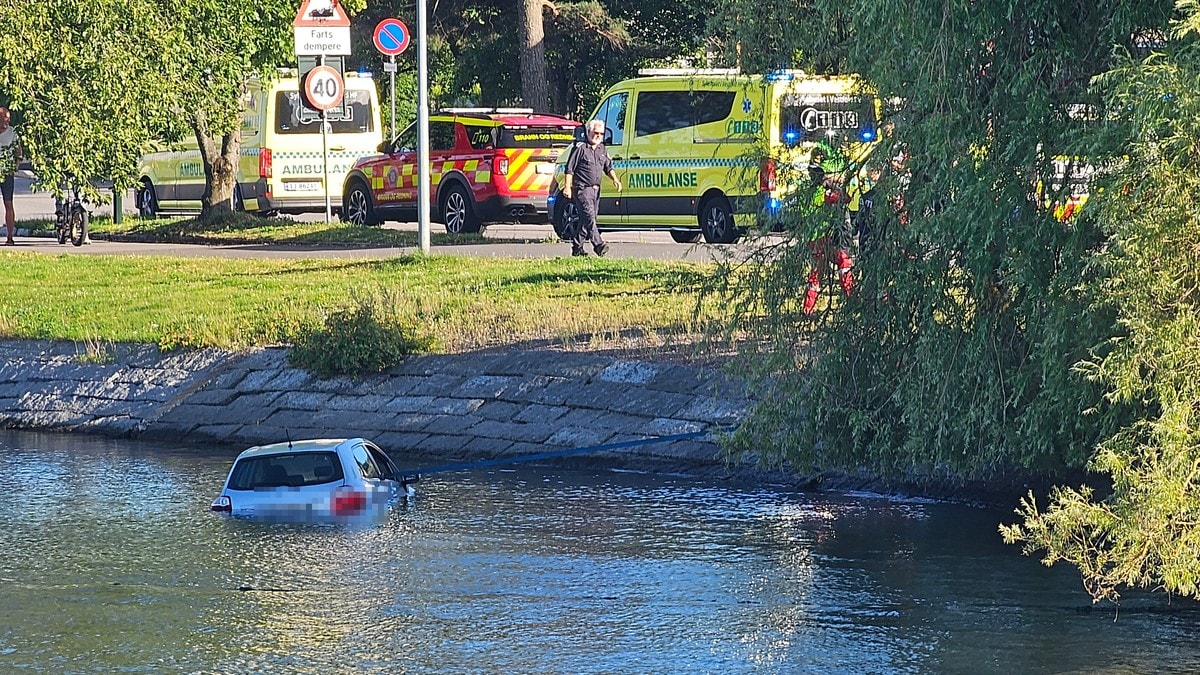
[54,180,88,247]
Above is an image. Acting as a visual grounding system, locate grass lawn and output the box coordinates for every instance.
[0,223,713,354]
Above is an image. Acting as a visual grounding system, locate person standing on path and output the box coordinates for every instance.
[0,107,21,246]
[562,119,621,257]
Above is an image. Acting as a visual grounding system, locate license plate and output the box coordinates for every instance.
[284,181,321,192]
[535,163,555,175]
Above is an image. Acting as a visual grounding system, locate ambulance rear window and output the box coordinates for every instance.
[498,126,577,148]
[275,90,376,135]
[778,94,876,146]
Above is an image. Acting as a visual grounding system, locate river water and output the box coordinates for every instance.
[2,430,1198,674]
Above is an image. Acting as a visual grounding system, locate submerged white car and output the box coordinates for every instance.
[210,438,413,522]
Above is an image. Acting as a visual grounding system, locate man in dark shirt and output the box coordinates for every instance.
[563,118,622,256]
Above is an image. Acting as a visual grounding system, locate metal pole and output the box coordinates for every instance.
[416,0,431,253]
[389,55,396,139]
[322,109,331,224]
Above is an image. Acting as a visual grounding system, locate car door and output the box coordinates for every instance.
[351,441,400,502]
[427,120,459,206]
[382,124,419,207]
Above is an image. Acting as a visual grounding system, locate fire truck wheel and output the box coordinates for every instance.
[440,183,481,234]
[342,180,380,226]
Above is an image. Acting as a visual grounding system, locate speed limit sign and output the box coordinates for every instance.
[302,65,345,112]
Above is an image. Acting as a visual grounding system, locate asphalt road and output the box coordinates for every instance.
[4,175,726,261]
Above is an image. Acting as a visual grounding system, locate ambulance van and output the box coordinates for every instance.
[136,70,383,217]
[548,69,880,244]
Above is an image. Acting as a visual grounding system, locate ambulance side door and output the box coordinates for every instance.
[591,90,629,227]
[625,88,698,228]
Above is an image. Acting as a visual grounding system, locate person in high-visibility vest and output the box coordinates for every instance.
[847,161,883,254]
[801,141,856,315]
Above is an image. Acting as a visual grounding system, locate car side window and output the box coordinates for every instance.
[395,125,417,153]
[365,442,400,477]
[351,444,382,479]
[635,90,692,137]
[467,124,495,150]
[595,92,628,146]
[693,91,735,125]
[429,121,457,151]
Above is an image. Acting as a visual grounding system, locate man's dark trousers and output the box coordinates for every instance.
[572,185,604,252]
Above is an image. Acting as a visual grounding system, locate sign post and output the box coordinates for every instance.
[301,64,345,223]
[416,0,430,253]
[372,19,410,139]
[294,0,352,225]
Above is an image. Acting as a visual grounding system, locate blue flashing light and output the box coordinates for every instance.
[859,126,877,142]
[766,197,782,212]
[547,194,557,206]
[783,129,799,145]
[765,71,795,82]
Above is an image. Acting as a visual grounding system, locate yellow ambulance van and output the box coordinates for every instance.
[136,70,383,217]
[548,69,880,243]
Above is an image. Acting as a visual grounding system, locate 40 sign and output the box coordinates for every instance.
[302,65,345,112]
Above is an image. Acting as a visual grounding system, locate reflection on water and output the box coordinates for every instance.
[2,429,1199,673]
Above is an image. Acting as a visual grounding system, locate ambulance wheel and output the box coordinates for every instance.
[342,180,379,226]
[136,180,158,219]
[700,196,739,244]
[553,200,580,241]
[440,183,482,234]
[670,230,702,244]
[231,184,245,212]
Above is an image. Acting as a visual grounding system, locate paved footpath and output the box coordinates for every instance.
[0,340,757,477]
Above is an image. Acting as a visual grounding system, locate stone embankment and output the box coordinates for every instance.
[0,340,756,476]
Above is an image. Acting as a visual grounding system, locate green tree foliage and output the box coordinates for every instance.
[148,0,365,222]
[1000,7,1200,603]
[425,0,711,117]
[710,0,1170,481]
[0,0,169,198]
[709,0,1200,602]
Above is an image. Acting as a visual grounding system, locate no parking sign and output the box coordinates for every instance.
[373,19,410,56]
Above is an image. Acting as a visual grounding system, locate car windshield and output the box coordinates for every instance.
[498,126,577,148]
[227,452,345,490]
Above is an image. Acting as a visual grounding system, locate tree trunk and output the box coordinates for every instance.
[519,0,548,112]
[193,110,241,223]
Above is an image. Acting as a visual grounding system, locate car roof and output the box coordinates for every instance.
[433,108,579,126]
[236,438,361,459]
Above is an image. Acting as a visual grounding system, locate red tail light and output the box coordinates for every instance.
[259,148,272,178]
[210,496,232,512]
[760,158,776,191]
[332,490,367,516]
[493,155,509,176]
